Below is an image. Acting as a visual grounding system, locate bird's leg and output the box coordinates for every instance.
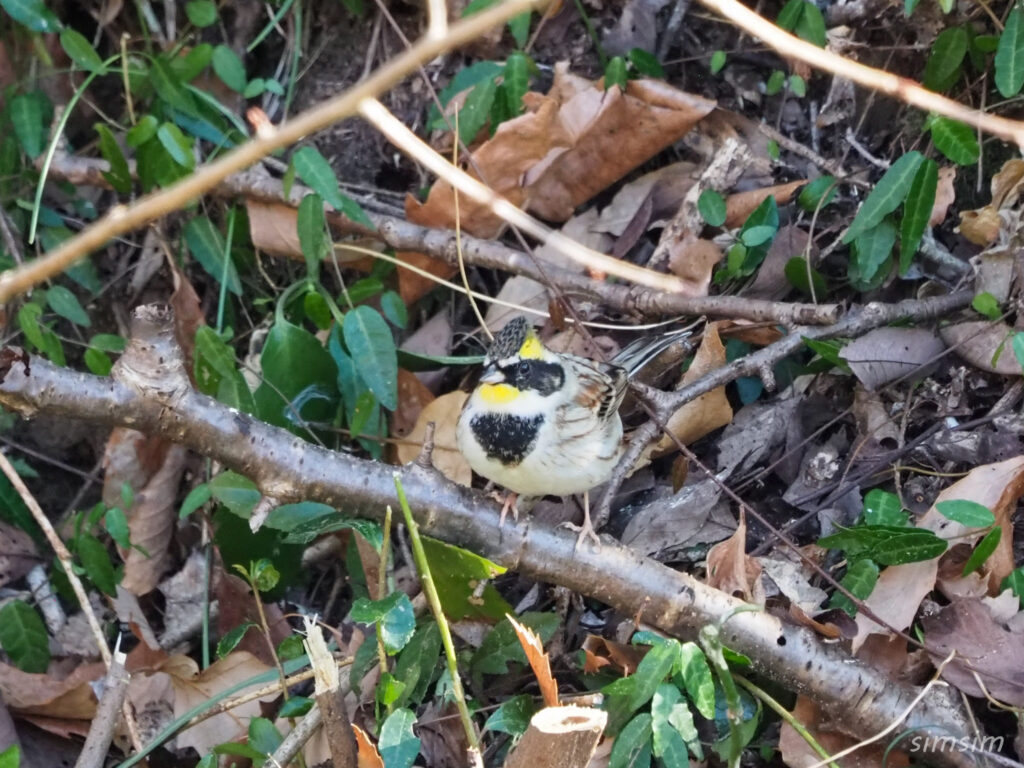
[488,490,519,527]
[561,491,601,550]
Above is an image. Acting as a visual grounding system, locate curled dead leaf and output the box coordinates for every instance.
[930,166,956,227]
[395,390,471,486]
[666,235,721,295]
[940,321,1020,375]
[958,206,1001,246]
[723,180,806,228]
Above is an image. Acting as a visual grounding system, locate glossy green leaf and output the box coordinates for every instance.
[609,713,652,768]
[935,499,995,527]
[9,92,46,159]
[351,592,415,654]
[765,69,786,95]
[343,306,398,411]
[899,156,938,273]
[972,292,1002,320]
[17,303,64,365]
[84,348,112,375]
[470,613,560,683]
[179,483,211,518]
[194,325,238,395]
[776,0,803,30]
[789,74,807,96]
[741,225,776,247]
[868,530,948,565]
[95,124,131,194]
[508,10,531,47]
[928,116,980,165]
[484,694,534,736]
[798,176,837,211]
[248,717,283,755]
[851,219,897,284]
[795,3,826,46]
[996,6,1024,98]
[697,189,727,226]
[392,622,442,708]
[923,26,967,91]
[252,319,339,434]
[104,507,130,549]
[676,641,714,719]
[149,57,197,116]
[217,622,255,657]
[629,48,664,77]
[458,76,497,143]
[157,123,194,169]
[863,489,907,527]
[60,29,106,73]
[126,115,159,147]
[278,696,313,717]
[78,533,117,596]
[303,291,332,330]
[428,61,504,131]
[502,52,531,118]
[1001,567,1024,606]
[282,515,382,546]
[212,44,246,92]
[185,216,241,295]
[292,147,373,228]
[263,501,334,532]
[843,152,923,243]
[605,57,628,90]
[963,527,1001,576]
[0,601,49,673]
[783,257,826,297]
[209,471,260,517]
[624,640,677,715]
[380,290,408,328]
[297,193,327,278]
[1012,332,1024,373]
[709,50,726,74]
[186,0,218,26]
[379,708,419,768]
[0,744,19,768]
[652,683,700,761]
[46,285,90,326]
[421,537,511,620]
[0,0,61,31]
[830,558,879,615]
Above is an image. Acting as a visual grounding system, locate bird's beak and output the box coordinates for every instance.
[480,364,504,384]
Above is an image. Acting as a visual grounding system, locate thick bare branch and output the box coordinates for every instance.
[0,307,980,767]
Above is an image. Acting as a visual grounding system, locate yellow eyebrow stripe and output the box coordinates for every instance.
[519,335,543,359]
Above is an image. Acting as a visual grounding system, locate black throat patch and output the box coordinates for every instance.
[469,412,543,466]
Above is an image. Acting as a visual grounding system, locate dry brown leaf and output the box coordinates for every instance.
[216,570,292,665]
[930,166,956,226]
[718,320,784,346]
[940,320,1020,375]
[409,64,714,237]
[840,327,945,390]
[723,180,806,228]
[391,369,435,440]
[958,205,1001,246]
[645,322,732,458]
[395,390,471,486]
[705,516,764,604]
[0,520,37,589]
[989,157,1024,209]
[746,225,814,301]
[396,248,458,307]
[920,599,1024,705]
[508,615,559,707]
[779,696,909,768]
[353,724,385,768]
[0,661,105,717]
[958,158,1024,245]
[666,235,721,295]
[581,635,647,675]
[246,199,304,258]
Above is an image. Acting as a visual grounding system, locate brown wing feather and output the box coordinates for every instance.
[570,356,628,423]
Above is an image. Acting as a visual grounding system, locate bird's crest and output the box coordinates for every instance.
[487,317,543,362]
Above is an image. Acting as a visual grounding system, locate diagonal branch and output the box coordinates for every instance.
[0,306,980,768]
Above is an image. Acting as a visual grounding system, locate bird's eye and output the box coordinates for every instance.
[517,361,530,376]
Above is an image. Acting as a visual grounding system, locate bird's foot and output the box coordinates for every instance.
[560,492,601,550]
[488,490,519,527]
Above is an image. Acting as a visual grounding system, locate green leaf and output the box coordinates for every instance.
[863,489,907,527]
[697,189,727,226]
[923,26,968,91]
[972,292,1002,320]
[928,116,980,165]
[609,713,652,767]
[710,50,726,74]
[830,558,879,615]
[185,216,241,295]
[9,92,46,159]
[795,2,826,46]
[502,53,531,118]
[212,44,246,92]
[277,635,305,660]
[776,0,804,30]
[0,601,50,673]
[899,156,938,273]
[844,152,923,243]
[421,537,511,620]
[783,257,826,297]
[996,6,1024,98]
[46,285,90,326]
[629,48,664,77]
[765,69,786,95]
[157,123,194,169]
[217,622,255,657]
[253,318,339,435]
[963,527,1001,576]
[605,57,628,90]
[741,225,776,247]
[126,115,159,147]
[60,29,106,73]
[652,683,701,761]
[304,291,332,330]
[1001,567,1024,607]
[78,533,118,596]
[676,641,714,719]
[209,471,260,518]
[194,326,238,395]
[470,613,560,683]
[104,507,131,549]
[484,694,535,736]
[352,592,416,654]
[380,291,408,329]
[343,306,398,411]
[392,622,442,708]
[508,10,531,47]
[278,696,313,717]
[789,74,807,96]
[186,0,218,26]
[84,349,112,375]
[0,0,61,31]
[379,708,420,768]
[149,57,197,116]
[869,530,948,565]
[935,500,995,527]
[428,61,504,130]
[297,194,327,278]
[248,717,283,755]
[0,744,20,768]
[282,515,381,546]
[798,176,837,211]
[291,147,374,229]
[851,219,897,285]
[179,483,211,518]
[458,76,498,143]
[95,124,131,194]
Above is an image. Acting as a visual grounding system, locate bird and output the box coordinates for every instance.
[455,316,691,548]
